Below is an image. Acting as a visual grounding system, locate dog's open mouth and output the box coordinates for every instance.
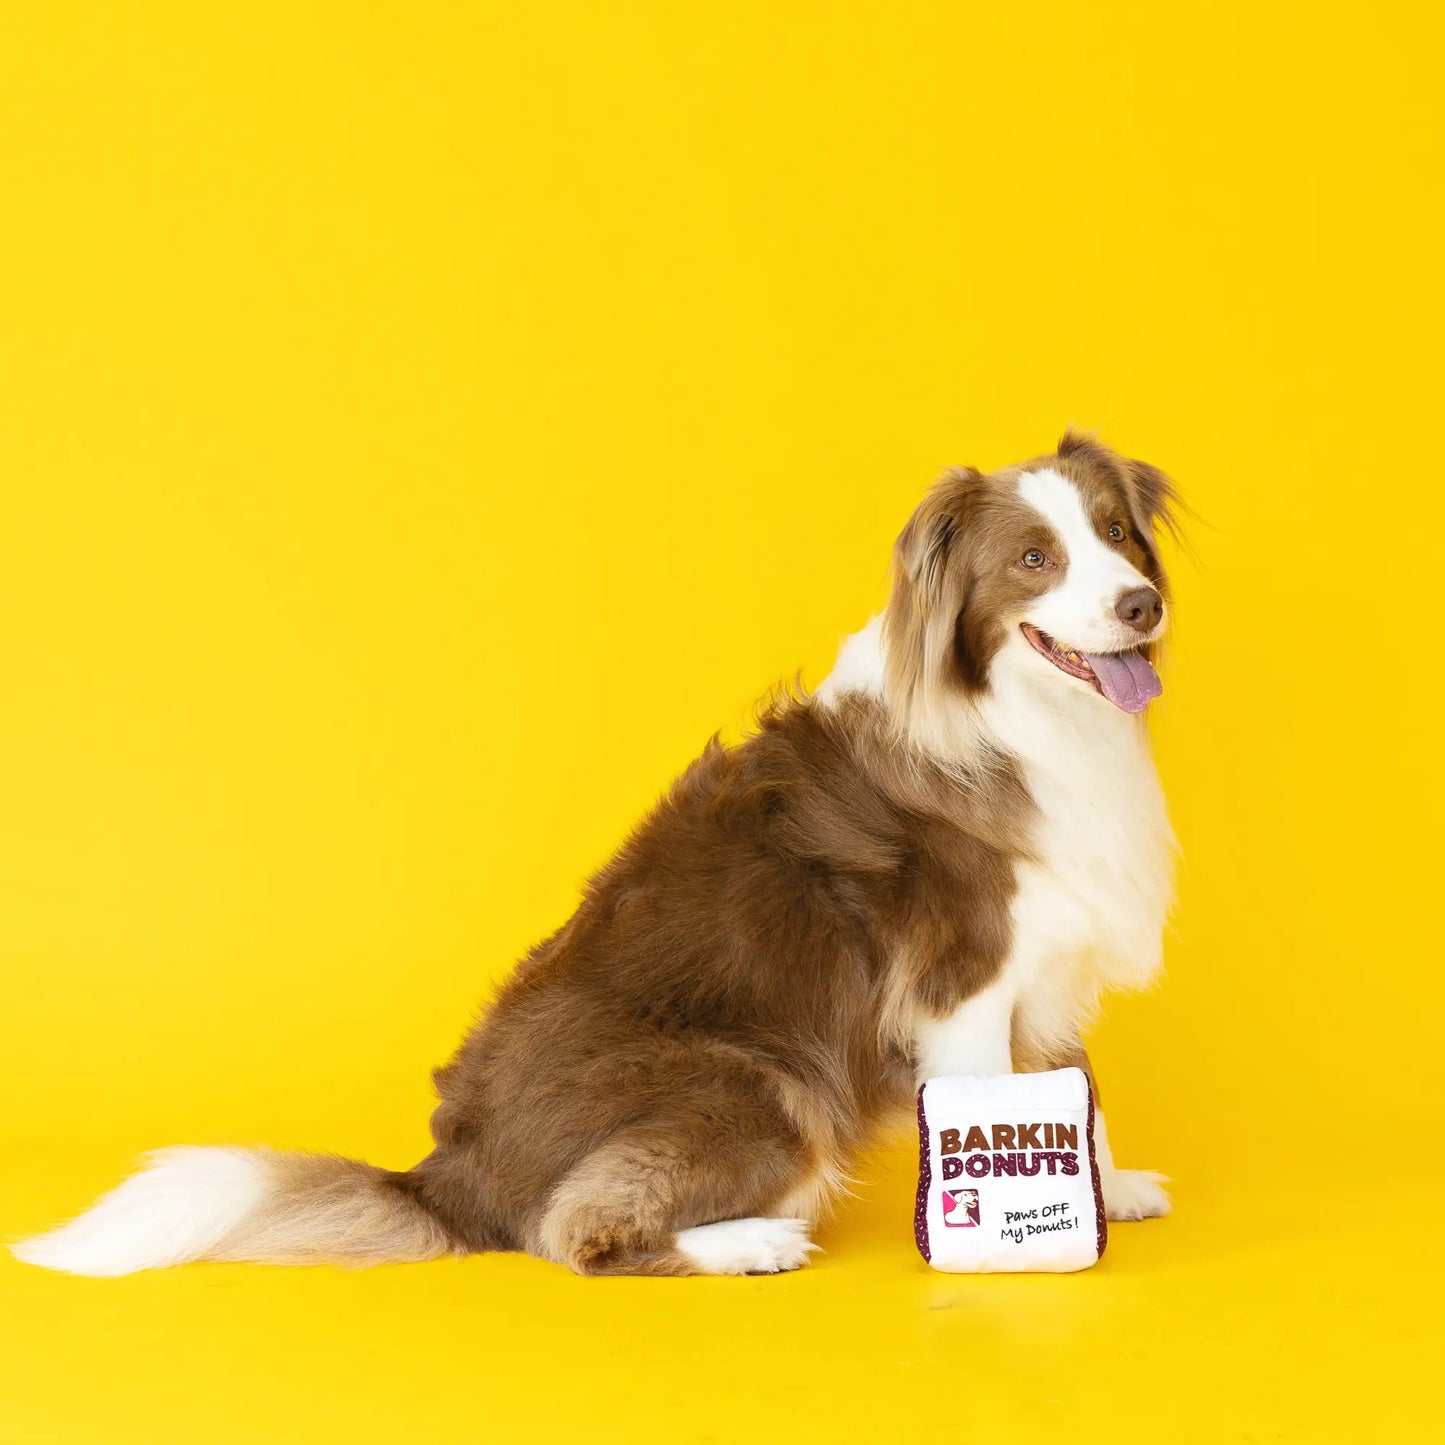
[1021,624,1162,714]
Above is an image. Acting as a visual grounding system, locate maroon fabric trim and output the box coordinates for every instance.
[1085,1075,1108,1261]
[913,1083,932,1263]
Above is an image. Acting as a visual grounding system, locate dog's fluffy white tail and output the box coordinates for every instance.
[11,1146,455,1277]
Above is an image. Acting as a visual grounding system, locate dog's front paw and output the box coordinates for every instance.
[1102,1168,1171,1221]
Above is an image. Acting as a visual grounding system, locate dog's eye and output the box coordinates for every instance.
[1107,523,1125,542]
[1021,549,1047,569]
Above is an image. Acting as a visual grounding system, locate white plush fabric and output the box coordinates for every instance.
[915,1067,1105,1273]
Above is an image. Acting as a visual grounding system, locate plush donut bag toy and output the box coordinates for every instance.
[914,1067,1106,1273]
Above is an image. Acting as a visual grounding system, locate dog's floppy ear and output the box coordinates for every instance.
[886,467,983,714]
[1059,427,1183,584]
[1121,456,1181,542]
[893,466,985,592]
[1118,454,1184,601]
[892,468,977,598]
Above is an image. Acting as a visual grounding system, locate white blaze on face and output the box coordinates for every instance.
[1016,469,1159,653]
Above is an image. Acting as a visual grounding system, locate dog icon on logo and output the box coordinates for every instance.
[941,1187,980,1228]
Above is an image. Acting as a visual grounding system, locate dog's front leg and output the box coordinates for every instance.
[1092,1109,1170,1221]
[1013,1031,1171,1221]
[912,974,1016,1083]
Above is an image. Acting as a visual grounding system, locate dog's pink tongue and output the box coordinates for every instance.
[1083,650,1162,714]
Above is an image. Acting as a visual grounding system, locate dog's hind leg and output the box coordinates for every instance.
[530,1069,822,1277]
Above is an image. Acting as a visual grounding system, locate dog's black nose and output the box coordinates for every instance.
[1115,586,1163,632]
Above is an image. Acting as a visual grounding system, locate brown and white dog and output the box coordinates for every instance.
[13,430,1177,1279]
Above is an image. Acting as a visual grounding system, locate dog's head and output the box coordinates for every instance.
[885,431,1179,743]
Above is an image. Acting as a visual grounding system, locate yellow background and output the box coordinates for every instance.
[3,3,1441,1440]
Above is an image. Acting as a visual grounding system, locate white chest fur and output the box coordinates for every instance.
[982,639,1174,1057]
[819,619,1174,1073]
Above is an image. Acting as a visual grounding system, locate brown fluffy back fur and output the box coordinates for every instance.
[404,693,1034,1270]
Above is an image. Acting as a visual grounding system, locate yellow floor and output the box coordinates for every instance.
[5,1138,1437,1443]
